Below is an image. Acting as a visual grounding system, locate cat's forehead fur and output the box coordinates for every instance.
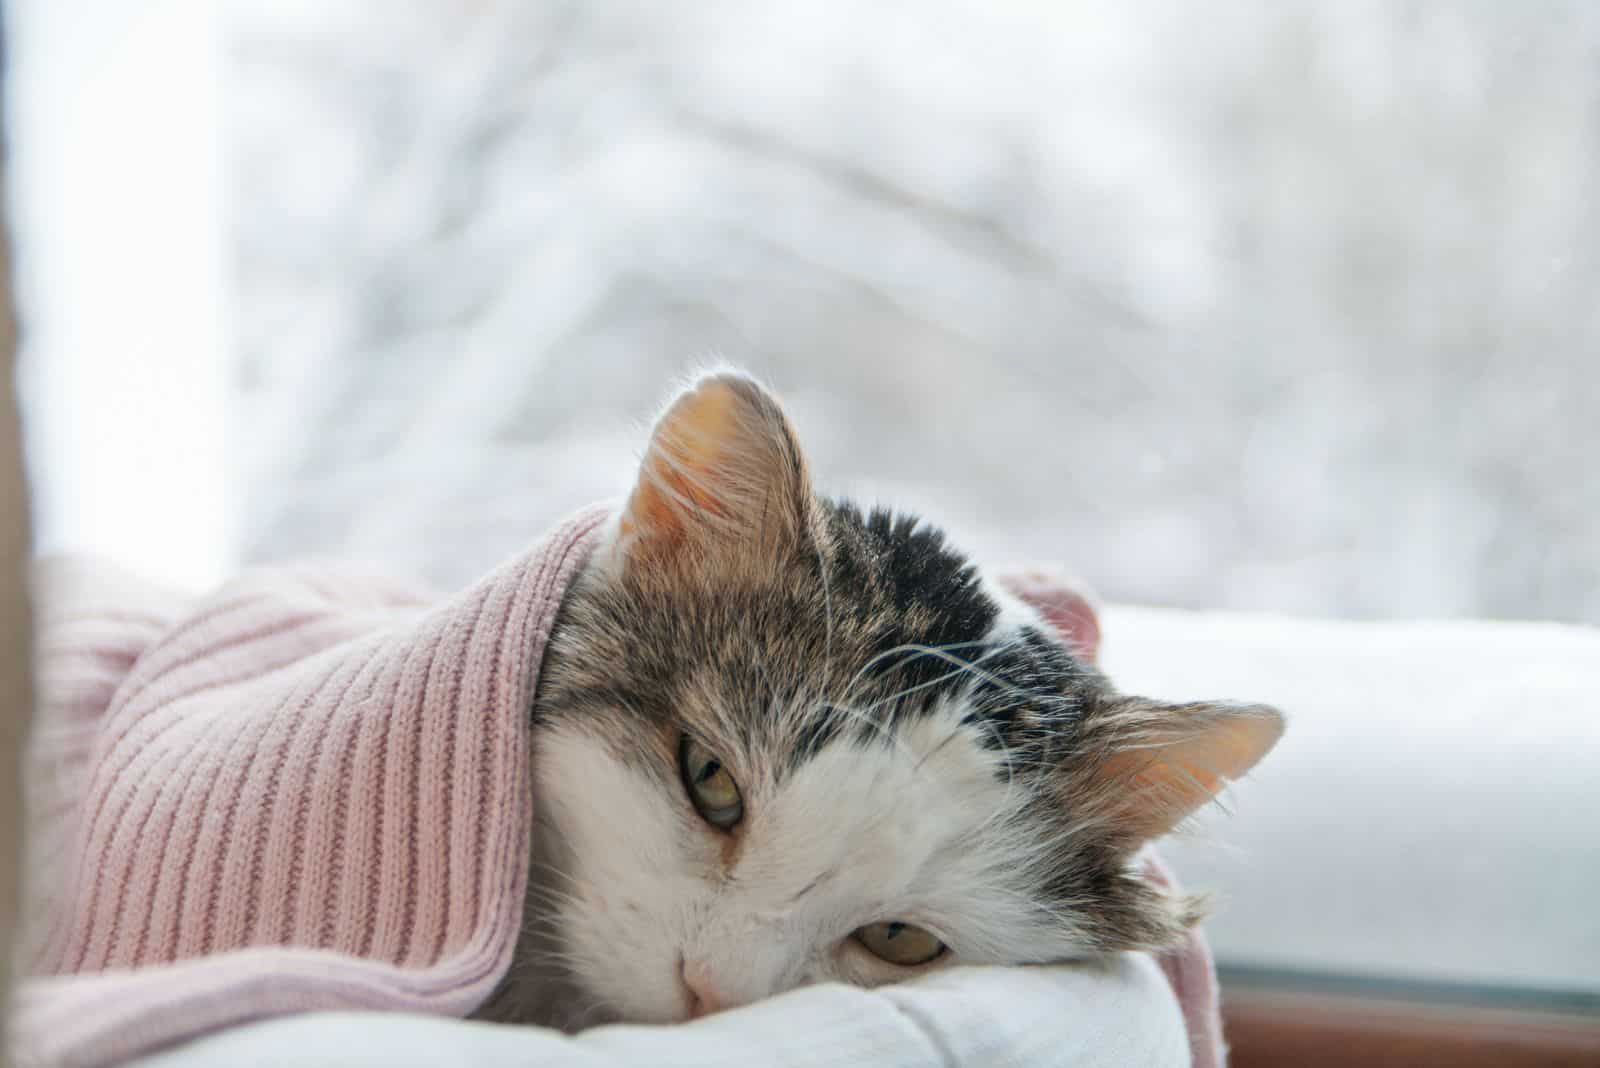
[534,498,1190,956]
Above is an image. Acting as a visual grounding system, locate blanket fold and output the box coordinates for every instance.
[16,507,606,1068]
[11,507,1222,1068]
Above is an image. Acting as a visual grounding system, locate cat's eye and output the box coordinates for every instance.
[853,921,946,966]
[679,735,743,830]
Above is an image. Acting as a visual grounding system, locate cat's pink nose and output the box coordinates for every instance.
[682,958,726,1020]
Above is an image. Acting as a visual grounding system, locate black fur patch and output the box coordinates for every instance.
[537,497,1105,779]
[818,503,1097,765]
[960,624,1093,760]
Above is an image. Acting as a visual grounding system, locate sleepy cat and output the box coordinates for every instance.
[479,370,1283,1029]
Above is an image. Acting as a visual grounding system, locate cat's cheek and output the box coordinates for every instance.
[530,724,703,1023]
[553,884,695,1025]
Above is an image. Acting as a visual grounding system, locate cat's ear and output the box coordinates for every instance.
[612,370,816,571]
[1070,697,1284,842]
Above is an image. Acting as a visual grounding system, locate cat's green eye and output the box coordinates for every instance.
[854,921,946,966]
[679,735,743,830]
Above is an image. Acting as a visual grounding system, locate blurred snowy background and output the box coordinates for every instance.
[12,0,1600,623]
[227,0,1600,622]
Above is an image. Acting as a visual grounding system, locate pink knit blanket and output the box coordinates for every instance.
[12,507,1222,1068]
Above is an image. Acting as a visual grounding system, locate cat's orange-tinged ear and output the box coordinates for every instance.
[1080,698,1284,841]
[615,371,814,568]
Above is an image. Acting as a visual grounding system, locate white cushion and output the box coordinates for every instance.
[129,955,1188,1068]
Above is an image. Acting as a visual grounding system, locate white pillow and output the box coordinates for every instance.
[129,955,1188,1068]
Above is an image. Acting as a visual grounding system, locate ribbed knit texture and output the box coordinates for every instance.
[13,507,607,1068]
[10,516,1222,1068]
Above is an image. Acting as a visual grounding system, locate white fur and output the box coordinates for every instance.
[530,682,1097,1026]
[582,501,631,582]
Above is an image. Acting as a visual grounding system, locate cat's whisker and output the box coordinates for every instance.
[811,697,906,755]
[834,639,994,708]
[749,653,902,762]
[820,641,1005,749]
[856,645,1014,716]
[883,643,1062,711]
[744,641,980,761]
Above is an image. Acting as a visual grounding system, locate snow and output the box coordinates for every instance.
[224,1,1600,623]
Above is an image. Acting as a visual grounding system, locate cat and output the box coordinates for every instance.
[477,370,1283,1029]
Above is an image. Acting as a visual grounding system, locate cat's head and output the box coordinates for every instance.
[529,370,1282,1026]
